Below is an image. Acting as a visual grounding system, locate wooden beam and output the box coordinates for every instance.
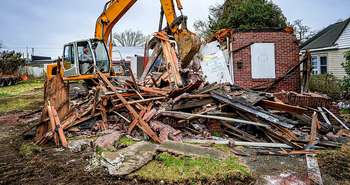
[323,107,349,130]
[51,106,68,148]
[47,103,59,146]
[317,107,331,126]
[159,111,269,128]
[259,100,307,115]
[309,112,319,145]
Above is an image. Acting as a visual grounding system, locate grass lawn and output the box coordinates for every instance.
[131,152,251,183]
[0,80,44,114]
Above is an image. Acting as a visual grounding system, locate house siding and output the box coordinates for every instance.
[336,22,350,48]
[311,49,348,78]
[328,49,348,78]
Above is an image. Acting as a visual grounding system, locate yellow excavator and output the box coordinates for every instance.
[46,0,200,81]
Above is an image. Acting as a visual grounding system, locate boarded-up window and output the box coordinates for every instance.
[251,43,276,79]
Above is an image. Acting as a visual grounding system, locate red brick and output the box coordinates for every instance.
[231,31,300,92]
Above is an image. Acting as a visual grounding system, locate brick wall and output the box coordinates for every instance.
[231,31,300,92]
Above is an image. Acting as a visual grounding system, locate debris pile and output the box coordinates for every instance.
[33,74,350,154]
[33,32,350,156]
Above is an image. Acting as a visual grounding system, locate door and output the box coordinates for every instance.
[63,44,79,77]
[91,40,110,73]
[77,41,95,75]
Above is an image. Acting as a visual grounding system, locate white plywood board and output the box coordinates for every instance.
[200,41,233,84]
[251,43,276,79]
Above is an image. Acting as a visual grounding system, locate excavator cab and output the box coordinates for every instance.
[47,39,110,80]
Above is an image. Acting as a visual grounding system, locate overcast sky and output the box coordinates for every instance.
[0,0,349,57]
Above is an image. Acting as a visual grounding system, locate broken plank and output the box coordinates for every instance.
[158,111,269,128]
[172,99,214,110]
[317,107,331,126]
[97,70,161,143]
[259,100,307,115]
[140,87,169,96]
[211,91,295,129]
[47,103,59,146]
[309,112,319,145]
[128,109,147,134]
[221,122,260,142]
[51,106,68,148]
[113,111,131,123]
[323,107,349,130]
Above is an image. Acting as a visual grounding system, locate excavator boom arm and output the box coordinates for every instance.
[95,0,199,68]
[95,0,179,43]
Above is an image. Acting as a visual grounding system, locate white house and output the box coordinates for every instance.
[301,18,350,78]
[111,47,145,78]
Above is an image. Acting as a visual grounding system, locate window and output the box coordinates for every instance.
[311,56,318,75]
[320,56,328,74]
[63,44,75,69]
[77,41,93,74]
[311,55,328,75]
[92,40,109,73]
[77,41,93,63]
[251,43,276,79]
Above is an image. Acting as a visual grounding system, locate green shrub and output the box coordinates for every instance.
[309,74,341,99]
[341,51,350,99]
[0,51,25,74]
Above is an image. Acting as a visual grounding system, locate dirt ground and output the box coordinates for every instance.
[0,112,166,185]
[0,112,256,185]
[1,82,350,185]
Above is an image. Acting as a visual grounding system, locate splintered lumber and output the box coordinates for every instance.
[51,106,68,148]
[317,107,331,126]
[173,99,214,110]
[323,107,349,130]
[97,70,161,143]
[309,112,319,145]
[128,67,140,92]
[259,100,307,115]
[155,32,183,87]
[128,108,147,134]
[35,70,69,142]
[113,96,166,110]
[221,122,260,142]
[140,43,162,81]
[158,111,269,128]
[211,92,295,129]
[114,111,131,123]
[47,103,59,145]
[139,87,168,96]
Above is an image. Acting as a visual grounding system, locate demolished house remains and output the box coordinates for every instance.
[26,29,350,179]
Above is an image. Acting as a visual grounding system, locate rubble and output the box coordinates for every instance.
[32,68,349,153]
[27,32,350,178]
[95,131,123,148]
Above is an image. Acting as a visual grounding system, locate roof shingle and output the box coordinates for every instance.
[301,18,350,50]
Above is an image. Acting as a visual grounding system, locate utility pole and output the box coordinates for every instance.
[26,46,29,61]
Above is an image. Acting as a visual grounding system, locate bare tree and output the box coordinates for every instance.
[113,30,147,47]
[291,19,314,43]
[193,20,211,38]
[0,40,3,49]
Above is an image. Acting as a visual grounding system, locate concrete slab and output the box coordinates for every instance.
[101,141,158,176]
